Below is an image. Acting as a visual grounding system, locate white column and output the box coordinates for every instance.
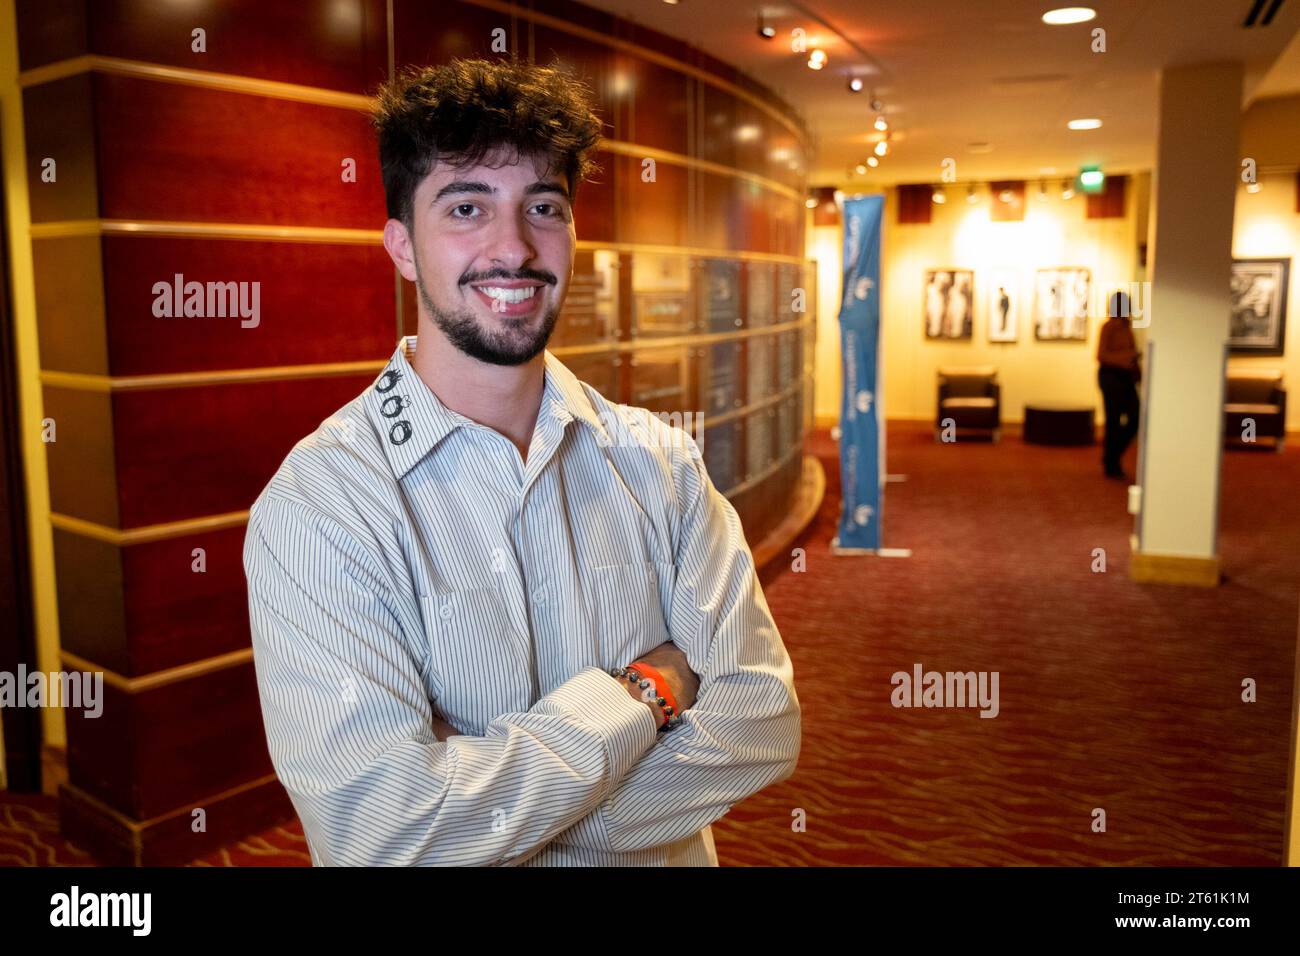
[1133,62,1242,586]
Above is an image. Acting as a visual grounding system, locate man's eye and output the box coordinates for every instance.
[533,203,564,217]
[451,204,479,218]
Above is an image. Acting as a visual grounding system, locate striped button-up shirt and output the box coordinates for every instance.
[243,336,800,866]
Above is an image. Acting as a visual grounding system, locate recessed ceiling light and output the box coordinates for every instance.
[848,77,864,92]
[874,140,889,156]
[855,163,868,174]
[866,156,879,167]
[874,115,888,131]
[1068,118,1102,130]
[1042,7,1096,25]
[1246,182,1262,193]
[932,188,946,204]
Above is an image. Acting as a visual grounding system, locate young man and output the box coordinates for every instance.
[1096,290,1142,480]
[242,58,801,866]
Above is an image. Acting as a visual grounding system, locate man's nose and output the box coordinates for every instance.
[486,210,537,269]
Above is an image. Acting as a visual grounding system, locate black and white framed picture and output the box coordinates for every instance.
[924,269,974,340]
[1229,258,1289,355]
[1033,268,1090,341]
[987,268,1019,342]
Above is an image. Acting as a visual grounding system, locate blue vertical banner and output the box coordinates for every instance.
[833,194,885,553]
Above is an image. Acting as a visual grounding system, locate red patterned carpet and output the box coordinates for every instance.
[3,423,1297,866]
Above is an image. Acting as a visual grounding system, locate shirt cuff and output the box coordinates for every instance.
[545,667,659,784]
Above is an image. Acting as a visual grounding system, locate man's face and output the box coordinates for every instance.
[389,147,575,366]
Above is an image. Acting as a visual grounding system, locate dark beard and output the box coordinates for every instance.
[415,270,559,367]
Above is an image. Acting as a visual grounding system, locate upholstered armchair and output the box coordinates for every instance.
[936,366,1001,442]
[1224,370,1286,451]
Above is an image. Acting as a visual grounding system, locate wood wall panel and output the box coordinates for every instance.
[121,526,252,674]
[53,530,128,673]
[93,75,386,226]
[112,375,374,527]
[18,0,390,92]
[101,237,396,375]
[20,0,814,864]
[65,663,274,819]
[392,0,520,67]
[533,26,620,141]
[625,56,690,157]
[617,154,688,247]
[33,235,109,375]
[23,75,100,224]
[41,387,120,527]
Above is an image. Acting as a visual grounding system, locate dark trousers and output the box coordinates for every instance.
[1098,366,1139,473]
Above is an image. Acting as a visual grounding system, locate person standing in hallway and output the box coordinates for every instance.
[1097,290,1141,480]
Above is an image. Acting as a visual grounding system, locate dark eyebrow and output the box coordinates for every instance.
[433,180,570,203]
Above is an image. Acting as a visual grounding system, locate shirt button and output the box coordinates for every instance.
[533,584,547,605]
[439,602,454,620]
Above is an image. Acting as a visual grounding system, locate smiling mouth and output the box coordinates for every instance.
[469,282,546,317]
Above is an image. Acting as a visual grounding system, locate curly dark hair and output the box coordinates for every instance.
[372,57,605,230]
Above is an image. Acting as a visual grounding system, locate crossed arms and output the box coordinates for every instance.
[243,440,801,866]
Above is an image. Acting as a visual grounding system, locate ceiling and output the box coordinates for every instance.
[581,1,1300,189]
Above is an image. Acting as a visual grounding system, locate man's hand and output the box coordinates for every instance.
[432,714,459,741]
[631,642,700,715]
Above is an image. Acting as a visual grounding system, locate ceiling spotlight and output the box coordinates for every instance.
[967,185,979,205]
[866,156,879,167]
[1062,182,1075,199]
[1037,181,1048,201]
[1067,118,1102,130]
[808,49,828,70]
[874,140,889,156]
[869,97,883,112]
[848,76,864,92]
[874,115,888,132]
[1246,181,1262,193]
[855,163,868,175]
[662,0,681,5]
[998,189,1015,203]
[1042,7,1097,25]
[757,12,776,38]
[932,187,946,204]
[805,196,818,208]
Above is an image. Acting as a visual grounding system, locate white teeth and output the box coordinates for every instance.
[478,286,537,303]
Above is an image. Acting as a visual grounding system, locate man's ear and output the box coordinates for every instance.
[383,219,419,283]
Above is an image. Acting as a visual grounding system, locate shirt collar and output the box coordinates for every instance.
[367,337,611,480]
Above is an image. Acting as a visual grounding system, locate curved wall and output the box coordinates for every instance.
[14,0,815,861]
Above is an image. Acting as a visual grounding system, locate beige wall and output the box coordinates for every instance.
[1231,114,1300,424]
[812,181,1143,425]
[811,161,1300,432]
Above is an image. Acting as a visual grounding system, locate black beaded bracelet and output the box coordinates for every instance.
[609,666,683,731]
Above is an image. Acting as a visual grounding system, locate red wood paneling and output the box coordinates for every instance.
[101,236,395,375]
[93,74,386,226]
[392,0,518,67]
[18,0,389,93]
[112,375,374,527]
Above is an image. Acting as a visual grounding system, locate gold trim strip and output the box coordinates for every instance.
[19,54,373,110]
[723,433,806,499]
[31,219,382,244]
[51,510,250,547]
[19,59,802,203]
[42,360,384,393]
[464,0,810,148]
[39,320,813,394]
[63,773,282,835]
[706,372,811,430]
[30,219,815,263]
[550,316,814,358]
[599,141,801,202]
[60,646,254,694]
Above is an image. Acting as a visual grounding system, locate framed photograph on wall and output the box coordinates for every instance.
[1034,267,1090,341]
[1229,258,1289,355]
[987,268,1019,342]
[924,269,974,340]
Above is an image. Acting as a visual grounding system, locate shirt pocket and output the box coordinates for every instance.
[421,588,532,736]
[590,561,676,670]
